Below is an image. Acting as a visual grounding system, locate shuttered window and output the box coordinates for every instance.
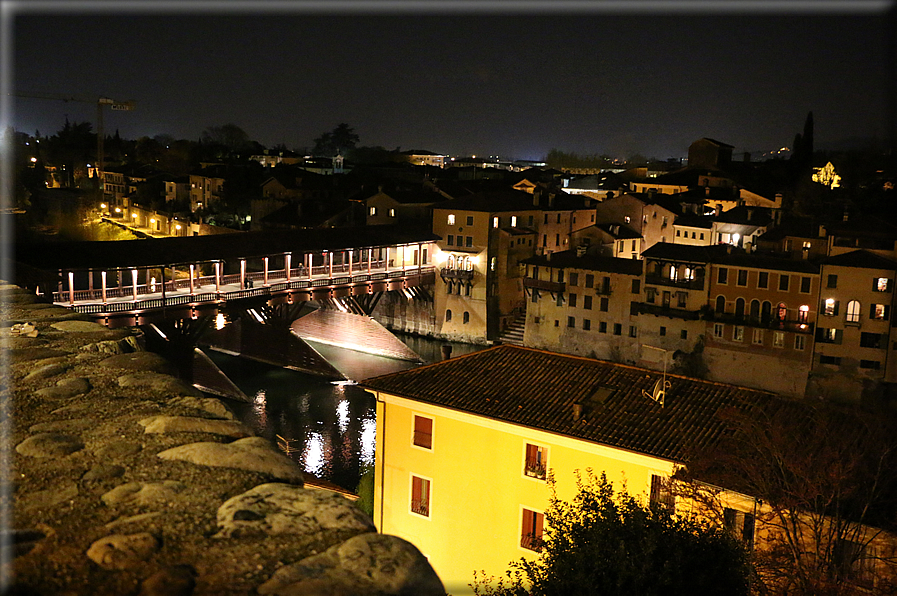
[521,508,544,551]
[411,476,430,517]
[413,415,433,450]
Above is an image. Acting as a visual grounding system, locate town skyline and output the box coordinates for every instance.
[7,2,894,162]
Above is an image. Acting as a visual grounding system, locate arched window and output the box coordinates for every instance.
[668,265,678,281]
[685,267,694,281]
[846,300,861,324]
[447,255,455,269]
[715,295,726,314]
[750,300,760,322]
[445,309,452,322]
[463,311,470,324]
[735,298,745,319]
[761,301,772,324]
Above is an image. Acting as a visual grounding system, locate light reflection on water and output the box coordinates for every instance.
[206,334,484,492]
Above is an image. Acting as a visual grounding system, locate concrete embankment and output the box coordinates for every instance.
[2,283,445,595]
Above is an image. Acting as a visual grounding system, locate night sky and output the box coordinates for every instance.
[7,2,895,161]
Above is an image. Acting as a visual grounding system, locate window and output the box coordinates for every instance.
[629,325,637,338]
[724,508,755,548]
[447,234,454,246]
[646,288,656,304]
[717,268,728,284]
[733,326,744,342]
[569,293,577,307]
[389,208,396,217]
[492,216,499,228]
[521,509,544,551]
[369,206,377,216]
[676,230,681,237]
[846,300,861,324]
[650,475,674,512]
[779,274,789,291]
[874,277,892,292]
[713,323,724,338]
[447,214,455,225]
[569,272,579,286]
[861,332,883,349]
[827,274,838,288]
[680,329,688,340]
[820,355,842,365]
[466,215,474,225]
[510,215,517,227]
[774,331,785,348]
[872,304,890,320]
[463,311,470,324]
[583,319,591,331]
[599,322,607,333]
[798,305,809,324]
[823,299,839,316]
[557,270,565,283]
[800,277,811,293]
[624,215,631,224]
[816,328,843,344]
[715,295,726,313]
[567,316,575,328]
[794,335,806,350]
[411,475,430,517]
[861,360,881,370]
[752,329,764,345]
[524,444,547,480]
[584,295,592,310]
[600,297,609,312]
[445,309,451,322]
[556,293,564,307]
[677,292,687,308]
[585,274,594,288]
[466,236,473,248]
[632,279,640,294]
[613,323,622,335]
[758,271,769,289]
[660,326,667,337]
[832,539,874,588]
[413,415,433,449]
[556,214,561,224]
[737,269,748,286]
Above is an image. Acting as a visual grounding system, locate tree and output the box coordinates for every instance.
[678,400,897,595]
[312,123,359,156]
[201,123,251,157]
[473,470,751,596]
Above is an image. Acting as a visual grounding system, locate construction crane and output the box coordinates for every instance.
[9,91,136,197]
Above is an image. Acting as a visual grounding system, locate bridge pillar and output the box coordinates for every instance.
[285,253,291,281]
[131,268,138,301]
[215,262,221,292]
[189,264,195,295]
[328,251,333,278]
[240,259,246,289]
[348,250,353,276]
[68,272,74,305]
[263,257,269,286]
[101,271,107,304]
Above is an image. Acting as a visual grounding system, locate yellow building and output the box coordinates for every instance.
[363,345,775,595]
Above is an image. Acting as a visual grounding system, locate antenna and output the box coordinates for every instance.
[641,345,671,407]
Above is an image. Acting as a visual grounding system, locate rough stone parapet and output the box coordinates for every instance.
[2,283,445,595]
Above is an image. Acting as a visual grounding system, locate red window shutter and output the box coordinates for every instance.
[412,476,422,503]
[534,512,544,541]
[522,509,533,538]
[526,444,537,465]
[414,416,432,449]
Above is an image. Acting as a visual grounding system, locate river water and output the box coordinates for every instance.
[205,335,483,492]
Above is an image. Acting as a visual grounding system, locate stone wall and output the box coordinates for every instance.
[2,284,445,596]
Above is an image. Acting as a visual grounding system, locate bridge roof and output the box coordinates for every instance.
[15,225,439,271]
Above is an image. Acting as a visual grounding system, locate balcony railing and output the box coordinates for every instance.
[440,268,475,281]
[633,302,703,320]
[644,274,705,291]
[520,532,543,552]
[708,312,815,334]
[411,499,430,517]
[523,278,565,293]
[524,461,546,480]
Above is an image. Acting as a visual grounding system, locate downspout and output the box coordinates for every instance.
[376,391,386,534]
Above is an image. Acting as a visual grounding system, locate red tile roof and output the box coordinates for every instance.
[362,344,780,463]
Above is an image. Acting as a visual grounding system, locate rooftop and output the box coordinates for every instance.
[362,344,780,463]
[521,250,643,275]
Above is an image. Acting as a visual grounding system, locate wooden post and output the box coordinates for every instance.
[240,259,246,290]
[189,264,195,295]
[368,248,372,274]
[348,250,353,276]
[215,262,221,292]
[131,268,138,301]
[328,251,333,278]
[101,271,107,304]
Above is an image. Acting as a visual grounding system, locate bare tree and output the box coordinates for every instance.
[677,399,897,595]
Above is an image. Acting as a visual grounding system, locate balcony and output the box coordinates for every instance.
[524,461,546,480]
[708,312,815,334]
[633,302,702,321]
[440,267,475,282]
[644,274,705,291]
[523,277,565,293]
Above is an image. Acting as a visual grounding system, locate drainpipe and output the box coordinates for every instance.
[376,391,387,533]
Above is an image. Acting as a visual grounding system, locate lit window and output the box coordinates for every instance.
[524,444,547,480]
[872,304,890,320]
[774,331,785,348]
[714,323,724,338]
[824,299,838,316]
[511,215,517,227]
[752,329,764,345]
[733,326,744,342]
[875,278,892,292]
[413,415,433,449]
[411,475,431,517]
[493,216,499,228]
[846,300,861,324]
[389,208,396,217]
[798,305,809,324]
[624,216,631,224]
[794,335,806,350]
[521,509,544,551]
[447,214,455,225]
[369,206,377,217]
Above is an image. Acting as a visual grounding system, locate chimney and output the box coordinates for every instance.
[573,403,583,422]
[818,225,826,238]
[441,345,453,360]
[705,186,711,197]
[533,188,542,207]
[548,192,555,208]
[716,203,723,216]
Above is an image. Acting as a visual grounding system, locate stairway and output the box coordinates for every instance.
[499,314,527,346]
